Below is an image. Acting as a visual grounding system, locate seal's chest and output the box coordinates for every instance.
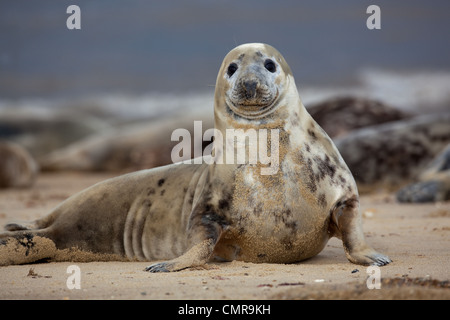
[231,165,331,235]
[233,162,333,213]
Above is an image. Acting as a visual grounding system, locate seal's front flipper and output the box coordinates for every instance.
[145,239,216,272]
[330,197,392,266]
[345,246,392,266]
[145,190,229,272]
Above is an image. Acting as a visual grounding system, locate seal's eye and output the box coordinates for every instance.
[227,63,238,77]
[264,59,276,73]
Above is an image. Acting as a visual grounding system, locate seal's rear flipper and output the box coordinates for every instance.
[4,221,37,231]
[0,231,57,266]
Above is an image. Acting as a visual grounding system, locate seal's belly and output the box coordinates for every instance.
[215,220,330,264]
[214,202,332,264]
[217,162,345,263]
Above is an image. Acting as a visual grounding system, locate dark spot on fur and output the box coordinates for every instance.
[315,154,336,180]
[76,223,83,231]
[218,191,233,211]
[189,190,230,241]
[305,143,311,153]
[202,188,213,203]
[318,193,327,208]
[142,199,152,208]
[257,253,267,259]
[276,209,298,233]
[18,233,34,256]
[252,203,264,217]
[160,189,165,196]
[147,188,155,195]
[205,204,213,213]
[219,199,229,210]
[281,238,293,250]
[157,178,165,187]
[284,220,298,233]
[291,112,300,126]
[297,150,305,163]
[199,210,229,240]
[305,158,317,193]
[307,129,317,140]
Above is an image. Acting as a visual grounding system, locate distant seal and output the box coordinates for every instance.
[307,96,410,139]
[0,140,38,189]
[39,112,214,172]
[0,43,391,270]
[397,143,450,202]
[335,113,450,186]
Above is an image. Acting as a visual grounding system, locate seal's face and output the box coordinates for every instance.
[225,53,279,119]
[215,43,293,120]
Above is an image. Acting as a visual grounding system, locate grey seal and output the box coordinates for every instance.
[397,143,450,202]
[0,140,38,189]
[0,43,391,270]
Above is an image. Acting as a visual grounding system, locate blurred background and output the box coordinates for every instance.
[0,0,449,180]
[1,0,450,101]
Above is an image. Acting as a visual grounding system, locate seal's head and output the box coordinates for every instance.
[214,43,295,123]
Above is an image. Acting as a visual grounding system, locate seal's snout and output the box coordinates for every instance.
[226,67,279,119]
[242,79,259,99]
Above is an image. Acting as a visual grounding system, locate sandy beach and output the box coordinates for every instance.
[0,171,448,300]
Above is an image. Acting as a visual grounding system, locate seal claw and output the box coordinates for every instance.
[364,252,392,267]
[367,253,392,266]
[145,262,172,273]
